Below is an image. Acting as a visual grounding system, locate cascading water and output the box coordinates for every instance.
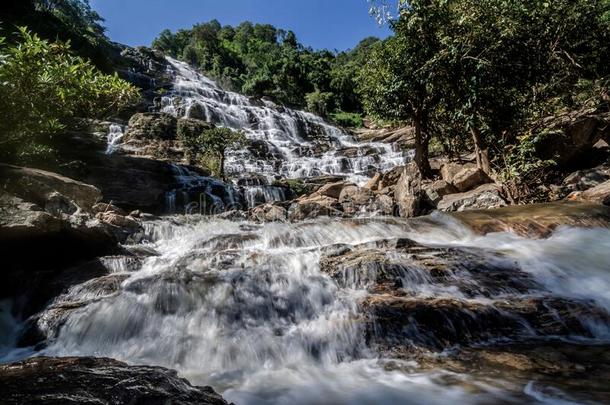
[160,57,409,185]
[5,213,610,404]
[105,123,124,154]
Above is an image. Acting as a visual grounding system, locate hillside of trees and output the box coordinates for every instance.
[152,21,379,124]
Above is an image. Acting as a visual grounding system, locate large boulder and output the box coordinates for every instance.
[288,194,343,221]
[535,113,610,165]
[0,164,102,213]
[316,181,354,200]
[452,201,610,238]
[393,164,429,217]
[440,162,476,184]
[0,357,228,405]
[568,180,610,205]
[451,167,493,192]
[250,203,288,222]
[422,180,457,204]
[437,183,507,212]
[124,112,177,141]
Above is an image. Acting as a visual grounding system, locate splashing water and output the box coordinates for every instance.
[2,214,603,404]
[160,58,409,185]
[105,123,124,154]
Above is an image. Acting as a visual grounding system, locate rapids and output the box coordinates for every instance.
[4,214,610,404]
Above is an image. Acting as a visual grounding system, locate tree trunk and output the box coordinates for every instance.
[471,126,491,175]
[413,116,433,179]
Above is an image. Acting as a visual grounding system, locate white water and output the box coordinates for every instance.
[1,215,602,404]
[105,123,124,154]
[160,58,408,185]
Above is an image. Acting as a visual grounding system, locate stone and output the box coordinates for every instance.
[0,357,228,405]
[251,203,288,222]
[0,164,102,213]
[422,180,457,204]
[394,165,428,218]
[288,195,343,221]
[440,162,476,184]
[536,114,610,165]
[568,180,610,205]
[316,181,353,199]
[363,172,382,191]
[563,168,610,191]
[92,202,127,216]
[177,117,214,141]
[437,183,507,212]
[452,201,610,238]
[451,167,493,192]
[124,112,177,141]
[95,212,141,230]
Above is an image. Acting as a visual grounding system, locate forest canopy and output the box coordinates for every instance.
[152,21,379,119]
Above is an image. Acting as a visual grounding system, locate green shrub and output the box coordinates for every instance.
[329,111,363,128]
[0,27,140,163]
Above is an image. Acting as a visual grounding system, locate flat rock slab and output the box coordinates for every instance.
[452,201,610,237]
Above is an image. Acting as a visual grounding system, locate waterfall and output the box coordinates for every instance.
[5,214,606,404]
[160,57,408,185]
[105,123,124,154]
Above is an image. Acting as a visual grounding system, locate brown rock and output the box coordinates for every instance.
[440,162,476,184]
[452,167,493,192]
[422,180,457,204]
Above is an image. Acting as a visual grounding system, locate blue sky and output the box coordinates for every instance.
[90,0,395,51]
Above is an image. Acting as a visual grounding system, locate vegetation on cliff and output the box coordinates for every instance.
[359,0,610,194]
[0,28,140,163]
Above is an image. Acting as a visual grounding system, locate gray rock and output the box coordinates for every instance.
[437,183,507,212]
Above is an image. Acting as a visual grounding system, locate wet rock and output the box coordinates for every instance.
[363,295,609,350]
[568,179,610,205]
[288,195,343,221]
[124,112,177,141]
[363,172,382,191]
[451,167,493,192]
[437,183,507,212]
[453,201,610,237]
[320,238,539,297]
[251,203,288,222]
[0,357,228,405]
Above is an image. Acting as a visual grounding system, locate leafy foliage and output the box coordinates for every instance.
[0,28,140,162]
[180,126,245,179]
[152,21,379,114]
[1,0,116,70]
[358,0,610,183]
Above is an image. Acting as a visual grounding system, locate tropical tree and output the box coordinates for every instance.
[181,127,245,180]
